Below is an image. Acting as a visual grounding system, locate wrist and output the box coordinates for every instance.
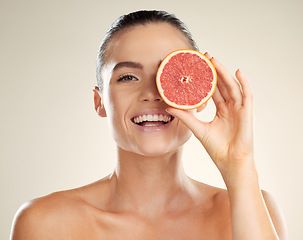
[220,161,259,190]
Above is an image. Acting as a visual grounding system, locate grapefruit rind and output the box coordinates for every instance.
[156,49,217,110]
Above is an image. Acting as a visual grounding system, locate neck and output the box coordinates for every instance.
[107,146,196,217]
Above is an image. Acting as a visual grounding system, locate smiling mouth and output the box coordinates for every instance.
[131,114,174,126]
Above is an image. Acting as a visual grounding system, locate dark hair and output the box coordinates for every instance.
[96,10,198,89]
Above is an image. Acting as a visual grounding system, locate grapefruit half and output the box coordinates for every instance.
[156,49,217,110]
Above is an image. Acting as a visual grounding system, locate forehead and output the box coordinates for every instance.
[106,23,192,66]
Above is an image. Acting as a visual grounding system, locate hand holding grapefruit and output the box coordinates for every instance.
[156,49,217,110]
[162,52,255,176]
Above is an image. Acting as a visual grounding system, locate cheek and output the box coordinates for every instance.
[104,87,131,142]
[104,84,125,119]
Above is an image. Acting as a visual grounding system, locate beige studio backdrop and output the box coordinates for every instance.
[1,0,302,239]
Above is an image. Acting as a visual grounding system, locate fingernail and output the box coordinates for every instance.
[204,52,211,59]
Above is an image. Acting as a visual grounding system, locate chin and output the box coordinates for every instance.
[132,136,190,158]
[115,128,192,158]
[137,147,176,157]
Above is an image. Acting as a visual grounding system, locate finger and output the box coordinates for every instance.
[204,52,212,60]
[211,58,243,105]
[204,56,231,102]
[203,52,228,103]
[216,74,229,102]
[203,53,230,109]
[212,84,225,106]
[235,69,253,109]
[166,107,206,141]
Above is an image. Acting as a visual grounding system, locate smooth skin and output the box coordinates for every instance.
[11,23,288,240]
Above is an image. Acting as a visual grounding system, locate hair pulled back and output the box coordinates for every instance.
[96,10,198,89]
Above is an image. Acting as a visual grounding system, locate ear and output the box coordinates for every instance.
[93,86,107,117]
[196,102,207,113]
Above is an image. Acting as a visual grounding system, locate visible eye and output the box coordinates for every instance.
[117,74,138,82]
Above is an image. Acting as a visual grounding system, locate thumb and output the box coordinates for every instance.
[166,107,207,141]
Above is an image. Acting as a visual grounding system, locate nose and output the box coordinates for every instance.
[139,76,163,102]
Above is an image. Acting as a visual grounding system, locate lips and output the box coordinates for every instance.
[131,111,174,127]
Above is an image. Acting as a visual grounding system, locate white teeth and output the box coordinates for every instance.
[133,114,173,124]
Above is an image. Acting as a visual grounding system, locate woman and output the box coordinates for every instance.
[11,10,287,239]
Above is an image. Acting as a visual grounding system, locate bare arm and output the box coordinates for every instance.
[167,53,288,239]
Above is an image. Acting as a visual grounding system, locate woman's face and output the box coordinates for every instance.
[99,23,194,156]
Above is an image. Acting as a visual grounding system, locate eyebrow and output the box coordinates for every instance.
[113,61,143,71]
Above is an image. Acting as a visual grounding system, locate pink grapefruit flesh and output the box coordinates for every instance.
[156,49,217,110]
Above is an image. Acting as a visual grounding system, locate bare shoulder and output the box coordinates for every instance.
[193,181,288,239]
[261,190,288,239]
[11,191,83,239]
[11,177,112,240]
[199,182,231,215]
[189,180,232,239]
[191,179,229,206]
